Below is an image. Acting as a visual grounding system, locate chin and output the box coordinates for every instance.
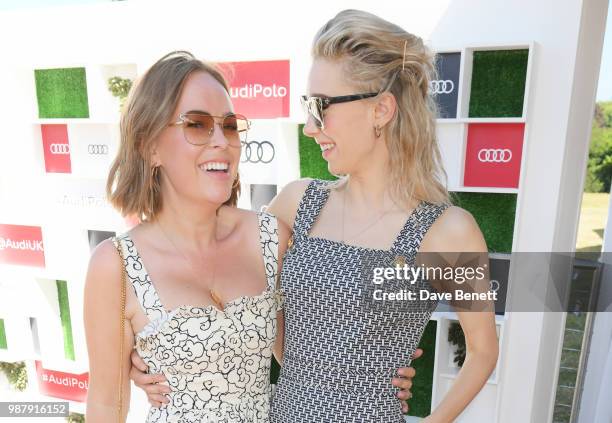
[201,189,232,206]
[328,162,348,176]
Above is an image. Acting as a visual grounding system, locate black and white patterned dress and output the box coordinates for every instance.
[270,179,450,423]
[112,212,283,423]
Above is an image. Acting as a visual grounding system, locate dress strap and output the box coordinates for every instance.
[291,179,331,243]
[391,201,451,262]
[111,233,167,323]
[257,211,280,291]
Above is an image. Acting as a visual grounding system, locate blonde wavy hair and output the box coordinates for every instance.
[312,9,452,207]
[106,51,241,222]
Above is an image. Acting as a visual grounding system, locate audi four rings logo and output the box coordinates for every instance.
[88,144,109,155]
[478,148,513,163]
[241,141,275,164]
[50,143,70,155]
[430,80,455,95]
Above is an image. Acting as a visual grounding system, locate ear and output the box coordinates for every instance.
[373,92,397,128]
[150,145,161,167]
[140,137,161,167]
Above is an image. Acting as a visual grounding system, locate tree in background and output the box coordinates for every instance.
[585,102,612,193]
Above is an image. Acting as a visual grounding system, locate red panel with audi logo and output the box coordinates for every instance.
[463,123,525,188]
[0,224,45,267]
[218,60,289,119]
[41,124,71,173]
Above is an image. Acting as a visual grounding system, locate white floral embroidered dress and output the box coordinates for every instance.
[112,212,283,422]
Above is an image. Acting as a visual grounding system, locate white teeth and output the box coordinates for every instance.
[201,162,229,171]
[320,143,335,151]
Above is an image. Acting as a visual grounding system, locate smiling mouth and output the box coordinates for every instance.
[320,143,335,152]
[199,162,230,173]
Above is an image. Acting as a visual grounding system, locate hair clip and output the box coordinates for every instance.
[402,40,407,71]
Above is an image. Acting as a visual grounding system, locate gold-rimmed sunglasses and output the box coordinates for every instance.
[168,112,251,147]
[300,93,379,129]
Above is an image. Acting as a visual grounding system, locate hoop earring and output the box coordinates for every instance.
[374,125,382,138]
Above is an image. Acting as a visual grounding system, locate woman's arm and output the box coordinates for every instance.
[84,239,134,422]
[266,179,310,363]
[420,206,499,423]
[272,217,291,364]
[265,178,312,229]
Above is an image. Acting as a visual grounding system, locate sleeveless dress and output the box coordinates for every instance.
[270,179,450,423]
[112,212,284,423]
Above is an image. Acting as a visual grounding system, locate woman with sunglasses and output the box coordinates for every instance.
[130,9,498,423]
[84,51,290,422]
[266,10,498,422]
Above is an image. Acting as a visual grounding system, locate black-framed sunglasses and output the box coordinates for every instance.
[300,93,379,129]
[168,112,251,147]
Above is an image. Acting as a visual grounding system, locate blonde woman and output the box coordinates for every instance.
[84,51,289,422]
[132,9,499,422]
[270,10,497,422]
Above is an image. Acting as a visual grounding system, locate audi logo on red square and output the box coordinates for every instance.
[41,124,71,173]
[463,123,525,188]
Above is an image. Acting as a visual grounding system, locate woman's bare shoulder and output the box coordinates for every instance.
[265,178,314,228]
[422,205,487,253]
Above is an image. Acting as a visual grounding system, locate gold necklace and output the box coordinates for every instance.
[156,220,223,310]
[340,186,399,244]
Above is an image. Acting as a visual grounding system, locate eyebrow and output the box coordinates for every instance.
[183,110,235,117]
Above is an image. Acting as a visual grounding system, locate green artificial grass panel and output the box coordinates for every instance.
[56,280,75,360]
[0,319,6,349]
[35,68,90,118]
[450,192,517,253]
[468,49,529,118]
[298,124,338,181]
[407,319,437,418]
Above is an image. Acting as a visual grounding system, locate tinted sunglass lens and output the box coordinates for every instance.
[183,114,214,145]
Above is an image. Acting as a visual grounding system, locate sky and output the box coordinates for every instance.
[0,0,610,101]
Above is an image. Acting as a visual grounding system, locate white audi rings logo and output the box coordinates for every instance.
[478,149,512,163]
[241,141,275,164]
[50,143,70,155]
[88,144,109,155]
[430,80,455,95]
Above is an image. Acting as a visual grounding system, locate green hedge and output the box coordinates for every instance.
[56,280,75,360]
[0,319,6,349]
[298,124,338,180]
[35,68,89,118]
[469,49,529,118]
[450,192,517,253]
[407,319,437,418]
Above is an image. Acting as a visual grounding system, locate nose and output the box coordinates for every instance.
[303,114,321,138]
[208,122,230,149]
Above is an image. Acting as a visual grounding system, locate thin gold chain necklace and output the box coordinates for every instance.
[156,220,223,310]
[340,186,399,244]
